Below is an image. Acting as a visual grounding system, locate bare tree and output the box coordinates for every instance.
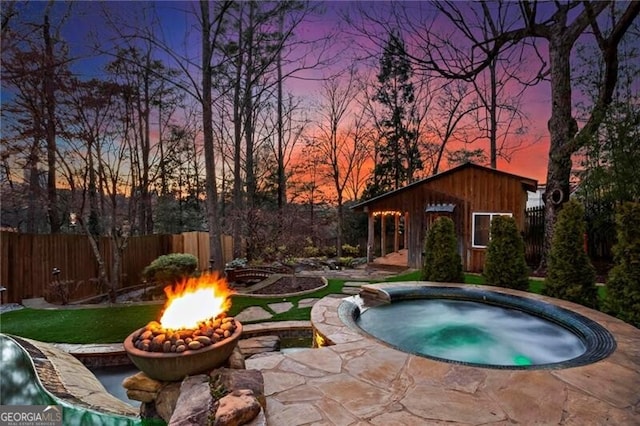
[200,0,233,272]
[312,69,372,256]
[1,1,74,233]
[428,80,481,174]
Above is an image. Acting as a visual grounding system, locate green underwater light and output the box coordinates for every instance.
[514,355,532,366]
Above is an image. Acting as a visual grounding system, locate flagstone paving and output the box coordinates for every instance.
[267,301,294,314]
[297,298,319,308]
[8,272,640,425]
[234,306,273,322]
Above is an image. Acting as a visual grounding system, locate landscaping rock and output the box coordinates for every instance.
[213,389,261,426]
[226,345,246,370]
[168,375,212,426]
[212,368,265,409]
[122,371,163,393]
[155,382,182,423]
[245,410,267,426]
[238,336,280,359]
[139,400,160,420]
[126,389,156,403]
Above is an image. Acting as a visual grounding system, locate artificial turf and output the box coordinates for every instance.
[0,279,345,343]
[0,272,608,344]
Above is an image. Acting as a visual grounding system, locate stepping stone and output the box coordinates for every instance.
[268,302,293,314]
[238,336,280,358]
[341,287,361,295]
[235,306,273,322]
[343,281,367,287]
[298,298,319,308]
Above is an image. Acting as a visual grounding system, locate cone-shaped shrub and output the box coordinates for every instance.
[422,216,464,282]
[603,202,640,327]
[545,199,598,308]
[483,215,529,291]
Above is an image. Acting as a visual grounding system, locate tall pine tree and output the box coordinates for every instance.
[364,30,422,199]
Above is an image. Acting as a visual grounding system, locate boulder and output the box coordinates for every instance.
[226,346,246,369]
[139,401,160,420]
[213,389,261,426]
[126,389,156,403]
[156,382,182,422]
[212,368,265,409]
[168,375,212,426]
[122,371,163,393]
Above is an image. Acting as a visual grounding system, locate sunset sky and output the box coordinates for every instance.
[9,0,609,188]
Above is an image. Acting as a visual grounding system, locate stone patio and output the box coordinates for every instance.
[246,282,640,425]
[7,279,639,425]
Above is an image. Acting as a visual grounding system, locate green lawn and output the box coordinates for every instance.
[0,272,608,344]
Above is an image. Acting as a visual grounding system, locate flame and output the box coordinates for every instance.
[159,273,234,330]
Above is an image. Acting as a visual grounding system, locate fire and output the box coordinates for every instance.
[159,273,234,330]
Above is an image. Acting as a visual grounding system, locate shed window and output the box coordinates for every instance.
[472,212,512,248]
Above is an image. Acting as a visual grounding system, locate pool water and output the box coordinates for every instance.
[91,365,141,405]
[356,299,586,367]
[0,334,162,426]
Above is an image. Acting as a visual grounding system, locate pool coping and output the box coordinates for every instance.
[339,284,617,370]
[5,335,139,418]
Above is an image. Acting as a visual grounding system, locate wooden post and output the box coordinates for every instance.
[368,212,375,263]
[381,214,387,257]
[404,212,409,250]
[394,214,400,253]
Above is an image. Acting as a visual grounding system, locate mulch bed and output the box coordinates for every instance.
[252,276,325,295]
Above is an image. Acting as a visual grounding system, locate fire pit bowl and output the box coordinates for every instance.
[124,321,243,381]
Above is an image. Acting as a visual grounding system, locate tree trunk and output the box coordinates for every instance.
[537,36,577,273]
[276,14,285,210]
[489,57,497,169]
[43,10,60,233]
[200,0,224,272]
[244,2,257,259]
[232,11,244,259]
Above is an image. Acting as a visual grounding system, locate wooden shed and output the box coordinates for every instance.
[351,163,538,272]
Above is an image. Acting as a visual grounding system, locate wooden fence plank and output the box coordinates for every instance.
[198,232,210,271]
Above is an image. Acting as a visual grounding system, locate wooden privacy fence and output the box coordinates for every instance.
[171,232,234,273]
[0,231,233,304]
[524,206,545,267]
[523,205,614,269]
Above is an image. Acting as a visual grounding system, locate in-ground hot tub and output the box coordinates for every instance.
[340,285,616,369]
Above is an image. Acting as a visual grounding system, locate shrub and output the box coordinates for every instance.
[341,244,360,256]
[483,216,529,290]
[302,246,320,257]
[338,257,354,267]
[321,245,337,257]
[545,199,598,308]
[421,216,464,282]
[602,202,640,327]
[225,258,247,269]
[142,253,198,285]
